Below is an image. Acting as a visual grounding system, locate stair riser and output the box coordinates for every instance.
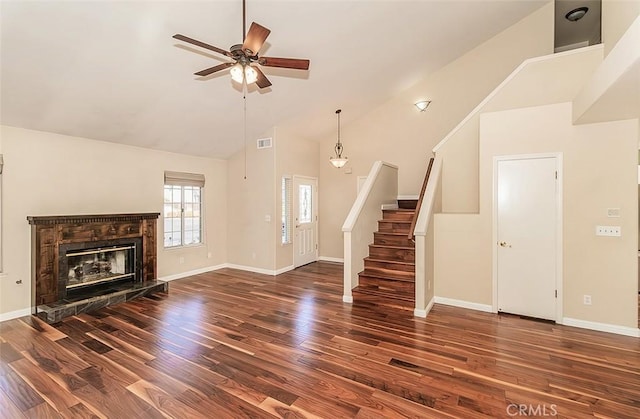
[397,200,418,210]
[382,211,415,221]
[373,233,414,247]
[377,221,412,234]
[369,246,415,262]
[364,259,415,273]
[351,290,414,309]
[358,276,415,294]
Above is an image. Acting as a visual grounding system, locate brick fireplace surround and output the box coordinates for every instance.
[28,213,167,323]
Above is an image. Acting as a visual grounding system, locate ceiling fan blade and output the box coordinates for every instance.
[173,34,231,57]
[254,66,272,89]
[259,57,310,70]
[242,22,270,55]
[194,62,234,77]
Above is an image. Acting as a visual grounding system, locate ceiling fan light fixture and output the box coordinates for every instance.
[244,65,258,84]
[230,63,245,83]
[565,6,589,22]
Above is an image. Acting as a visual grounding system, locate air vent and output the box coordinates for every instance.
[257,138,273,149]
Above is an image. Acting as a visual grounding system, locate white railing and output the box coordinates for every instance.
[413,156,442,317]
[342,161,398,303]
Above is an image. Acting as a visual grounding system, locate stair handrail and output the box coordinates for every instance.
[408,157,434,240]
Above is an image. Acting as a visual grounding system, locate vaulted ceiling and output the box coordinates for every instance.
[0,0,548,158]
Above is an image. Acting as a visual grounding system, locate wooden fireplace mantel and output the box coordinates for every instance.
[28,212,161,225]
[29,212,160,306]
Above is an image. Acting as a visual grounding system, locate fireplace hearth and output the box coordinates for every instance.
[28,213,166,323]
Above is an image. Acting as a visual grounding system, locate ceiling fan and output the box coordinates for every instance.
[173,0,310,89]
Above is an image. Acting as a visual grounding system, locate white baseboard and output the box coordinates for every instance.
[158,264,226,282]
[414,296,435,318]
[275,265,295,275]
[319,256,344,263]
[381,203,399,210]
[0,308,31,323]
[225,263,279,276]
[343,295,354,303]
[561,317,640,338]
[434,296,493,313]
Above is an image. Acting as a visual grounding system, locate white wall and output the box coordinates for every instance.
[318,3,554,260]
[0,125,227,317]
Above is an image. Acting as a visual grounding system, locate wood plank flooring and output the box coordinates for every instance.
[1,262,639,418]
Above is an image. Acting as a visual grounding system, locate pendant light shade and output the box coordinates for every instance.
[330,109,348,168]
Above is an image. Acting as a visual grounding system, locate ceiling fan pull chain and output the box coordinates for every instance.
[243,82,248,180]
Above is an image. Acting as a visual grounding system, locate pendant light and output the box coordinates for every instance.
[329,109,348,168]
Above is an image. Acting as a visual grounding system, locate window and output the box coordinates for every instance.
[281,176,292,244]
[298,184,312,223]
[163,171,204,248]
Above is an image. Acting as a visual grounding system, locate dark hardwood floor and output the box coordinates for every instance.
[1,262,639,418]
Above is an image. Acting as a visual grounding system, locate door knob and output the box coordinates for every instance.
[498,241,512,248]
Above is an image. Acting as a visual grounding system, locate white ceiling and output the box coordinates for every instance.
[0,0,548,158]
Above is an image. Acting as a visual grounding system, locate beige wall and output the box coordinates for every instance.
[435,103,638,328]
[318,2,554,259]
[438,46,604,213]
[602,0,640,56]
[434,215,492,304]
[274,128,319,271]
[0,125,227,316]
[226,128,276,271]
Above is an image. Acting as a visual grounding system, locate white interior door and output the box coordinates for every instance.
[293,176,318,267]
[496,156,559,320]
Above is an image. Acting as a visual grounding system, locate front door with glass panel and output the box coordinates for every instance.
[293,176,318,267]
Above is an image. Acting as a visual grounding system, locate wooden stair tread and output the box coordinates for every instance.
[364,257,414,266]
[359,271,415,283]
[369,244,414,250]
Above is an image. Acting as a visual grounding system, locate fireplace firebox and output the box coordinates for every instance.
[59,237,143,301]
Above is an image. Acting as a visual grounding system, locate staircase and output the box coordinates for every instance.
[352,199,417,310]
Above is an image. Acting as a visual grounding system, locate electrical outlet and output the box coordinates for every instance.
[583,294,592,305]
[595,226,621,237]
[179,256,184,264]
[427,280,431,291]
[207,252,212,259]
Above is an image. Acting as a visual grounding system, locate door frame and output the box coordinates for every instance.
[492,152,564,322]
[293,175,318,268]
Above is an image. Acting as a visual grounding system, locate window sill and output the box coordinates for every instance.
[163,243,205,251]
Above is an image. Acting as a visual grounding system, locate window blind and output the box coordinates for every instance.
[164,171,205,187]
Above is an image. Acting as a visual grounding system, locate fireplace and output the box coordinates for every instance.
[28,213,166,323]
